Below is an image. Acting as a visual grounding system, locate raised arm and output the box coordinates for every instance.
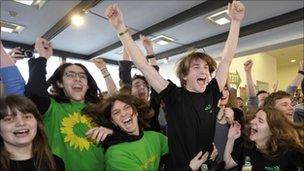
[92,58,118,96]
[105,4,168,93]
[140,34,157,66]
[286,59,304,95]
[244,59,257,97]
[25,38,53,114]
[215,1,245,91]
[224,121,241,169]
[0,42,25,95]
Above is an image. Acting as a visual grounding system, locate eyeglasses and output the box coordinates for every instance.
[64,71,87,80]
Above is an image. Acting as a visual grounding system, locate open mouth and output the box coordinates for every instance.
[250,128,258,136]
[122,117,132,127]
[13,129,30,137]
[197,78,206,87]
[72,84,83,92]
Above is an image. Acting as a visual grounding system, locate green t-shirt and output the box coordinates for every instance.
[43,98,104,171]
[105,131,168,171]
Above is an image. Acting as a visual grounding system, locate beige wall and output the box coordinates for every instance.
[277,63,299,91]
[228,53,277,95]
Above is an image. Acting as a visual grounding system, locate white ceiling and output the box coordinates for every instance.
[1,0,303,63]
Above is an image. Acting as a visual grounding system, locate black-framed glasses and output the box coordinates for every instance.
[64,71,87,80]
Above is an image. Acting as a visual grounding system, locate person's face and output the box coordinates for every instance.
[258,93,269,107]
[0,108,37,150]
[111,100,139,136]
[220,86,230,106]
[249,110,272,147]
[274,97,295,122]
[132,78,149,101]
[58,65,89,102]
[184,59,211,93]
[236,99,244,109]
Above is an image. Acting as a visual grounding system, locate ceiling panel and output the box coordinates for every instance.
[1,0,80,44]
[51,1,202,55]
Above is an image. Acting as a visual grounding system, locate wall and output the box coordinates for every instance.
[277,63,299,91]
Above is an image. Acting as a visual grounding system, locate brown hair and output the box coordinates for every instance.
[259,107,304,156]
[0,95,57,171]
[176,52,217,87]
[264,91,292,107]
[84,94,153,131]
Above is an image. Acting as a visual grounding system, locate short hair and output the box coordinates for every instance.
[132,74,149,87]
[256,90,268,97]
[264,91,291,107]
[47,63,101,103]
[176,52,217,87]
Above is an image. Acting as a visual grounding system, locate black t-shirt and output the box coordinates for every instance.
[10,155,65,171]
[159,78,221,170]
[231,143,304,171]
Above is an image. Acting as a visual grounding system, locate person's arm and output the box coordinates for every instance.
[140,34,158,66]
[224,121,241,169]
[244,59,257,97]
[92,58,118,96]
[215,1,245,91]
[0,42,25,95]
[286,60,303,95]
[25,38,53,114]
[105,4,168,94]
[118,47,133,86]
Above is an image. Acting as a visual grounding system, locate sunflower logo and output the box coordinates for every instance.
[60,112,94,151]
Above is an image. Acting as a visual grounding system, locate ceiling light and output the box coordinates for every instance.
[0,20,25,34]
[291,59,296,63]
[206,10,231,26]
[14,0,34,6]
[1,27,14,33]
[14,0,46,9]
[71,14,84,26]
[151,35,175,45]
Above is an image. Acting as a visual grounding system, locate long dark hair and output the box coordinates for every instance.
[84,94,153,130]
[47,62,100,104]
[0,95,57,171]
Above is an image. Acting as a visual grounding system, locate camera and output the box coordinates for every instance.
[20,49,34,58]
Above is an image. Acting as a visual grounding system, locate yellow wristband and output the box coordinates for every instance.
[118,28,128,36]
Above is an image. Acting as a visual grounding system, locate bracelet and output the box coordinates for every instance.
[298,70,304,75]
[100,68,107,73]
[118,28,129,36]
[103,73,111,78]
[146,54,155,59]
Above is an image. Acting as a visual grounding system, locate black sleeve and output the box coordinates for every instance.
[25,57,50,114]
[286,150,304,170]
[231,138,244,166]
[148,65,162,132]
[118,60,133,86]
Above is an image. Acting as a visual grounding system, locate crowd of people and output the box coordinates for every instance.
[0,1,303,171]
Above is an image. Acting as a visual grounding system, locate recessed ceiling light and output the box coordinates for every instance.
[71,14,84,26]
[1,27,14,33]
[14,0,46,9]
[291,59,296,63]
[0,20,25,34]
[206,9,231,26]
[151,35,175,45]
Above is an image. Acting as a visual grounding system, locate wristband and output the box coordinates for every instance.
[103,73,111,78]
[146,54,155,59]
[118,28,128,36]
[298,70,304,75]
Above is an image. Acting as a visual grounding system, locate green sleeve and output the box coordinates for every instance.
[159,134,168,156]
[106,148,141,171]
